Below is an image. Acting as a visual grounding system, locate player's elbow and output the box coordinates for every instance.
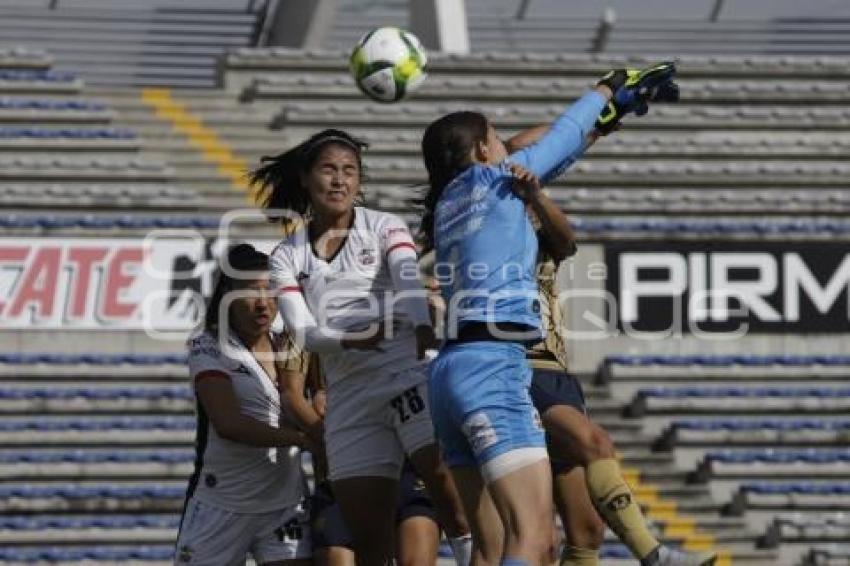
[211,417,243,443]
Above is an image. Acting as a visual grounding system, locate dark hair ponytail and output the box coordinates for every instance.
[250,129,368,227]
[205,243,269,332]
[416,111,488,251]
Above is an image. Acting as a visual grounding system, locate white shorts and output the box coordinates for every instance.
[325,369,435,480]
[175,497,311,565]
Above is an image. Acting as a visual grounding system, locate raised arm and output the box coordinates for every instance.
[506,85,610,179]
[506,125,600,183]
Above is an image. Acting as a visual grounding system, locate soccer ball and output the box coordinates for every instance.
[349,27,428,103]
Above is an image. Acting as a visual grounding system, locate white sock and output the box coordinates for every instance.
[449,534,473,566]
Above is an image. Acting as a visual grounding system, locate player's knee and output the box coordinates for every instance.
[565,514,605,550]
[511,509,554,557]
[530,521,556,559]
[575,424,615,463]
[588,425,616,460]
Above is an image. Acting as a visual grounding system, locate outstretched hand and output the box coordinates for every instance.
[595,61,679,135]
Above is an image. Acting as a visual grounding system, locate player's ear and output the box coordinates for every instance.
[472,138,489,163]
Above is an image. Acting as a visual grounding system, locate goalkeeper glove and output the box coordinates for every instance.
[595,62,679,135]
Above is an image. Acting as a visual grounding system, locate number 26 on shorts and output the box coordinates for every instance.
[391,386,425,423]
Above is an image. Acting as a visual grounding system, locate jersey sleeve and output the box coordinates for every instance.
[270,241,346,353]
[187,333,228,382]
[378,213,417,258]
[507,90,606,179]
[269,241,299,293]
[379,213,432,327]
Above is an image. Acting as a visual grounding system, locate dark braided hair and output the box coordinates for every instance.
[250,129,368,228]
[416,111,489,252]
[205,243,269,332]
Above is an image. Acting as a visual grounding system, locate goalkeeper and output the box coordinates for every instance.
[506,63,715,566]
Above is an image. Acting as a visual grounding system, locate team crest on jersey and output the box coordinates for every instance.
[357,248,376,266]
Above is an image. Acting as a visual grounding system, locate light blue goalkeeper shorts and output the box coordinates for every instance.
[427,340,547,482]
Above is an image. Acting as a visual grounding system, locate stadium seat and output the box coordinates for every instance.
[0,514,179,530]
[0,127,134,139]
[707,450,850,464]
[0,214,221,231]
[607,355,850,367]
[224,48,850,78]
[0,545,175,562]
[0,352,186,366]
[630,386,850,416]
[0,386,190,400]
[0,449,193,464]
[0,416,194,431]
[0,483,185,499]
[772,513,850,543]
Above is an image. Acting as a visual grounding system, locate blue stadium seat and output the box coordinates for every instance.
[0,417,194,432]
[0,214,850,234]
[640,387,850,398]
[0,485,185,499]
[0,353,188,365]
[0,98,105,111]
[0,450,193,464]
[0,127,135,139]
[0,514,179,530]
[608,355,850,366]
[0,545,175,561]
[574,218,850,235]
[742,483,850,495]
[0,70,77,82]
[673,419,850,431]
[0,386,191,400]
[707,450,850,464]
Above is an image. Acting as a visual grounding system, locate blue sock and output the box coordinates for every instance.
[500,558,529,566]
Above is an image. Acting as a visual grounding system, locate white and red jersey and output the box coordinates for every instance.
[186,330,305,514]
[270,207,430,390]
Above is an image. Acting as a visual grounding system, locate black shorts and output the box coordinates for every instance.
[528,364,588,475]
[396,463,438,524]
[529,365,587,416]
[310,465,437,550]
[310,480,353,550]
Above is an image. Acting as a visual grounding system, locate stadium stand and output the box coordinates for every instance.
[0,2,267,87]
[1,1,849,563]
[325,0,850,55]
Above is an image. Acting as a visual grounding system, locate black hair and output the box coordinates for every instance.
[204,243,269,331]
[250,129,369,227]
[416,111,489,252]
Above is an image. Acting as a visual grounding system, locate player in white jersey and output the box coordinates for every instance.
[175,244,312,566]
[251,129,470,566]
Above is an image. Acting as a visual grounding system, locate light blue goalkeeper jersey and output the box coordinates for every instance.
[433,90,606,338]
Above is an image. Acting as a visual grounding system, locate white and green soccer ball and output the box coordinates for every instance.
[349,27,428,103]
